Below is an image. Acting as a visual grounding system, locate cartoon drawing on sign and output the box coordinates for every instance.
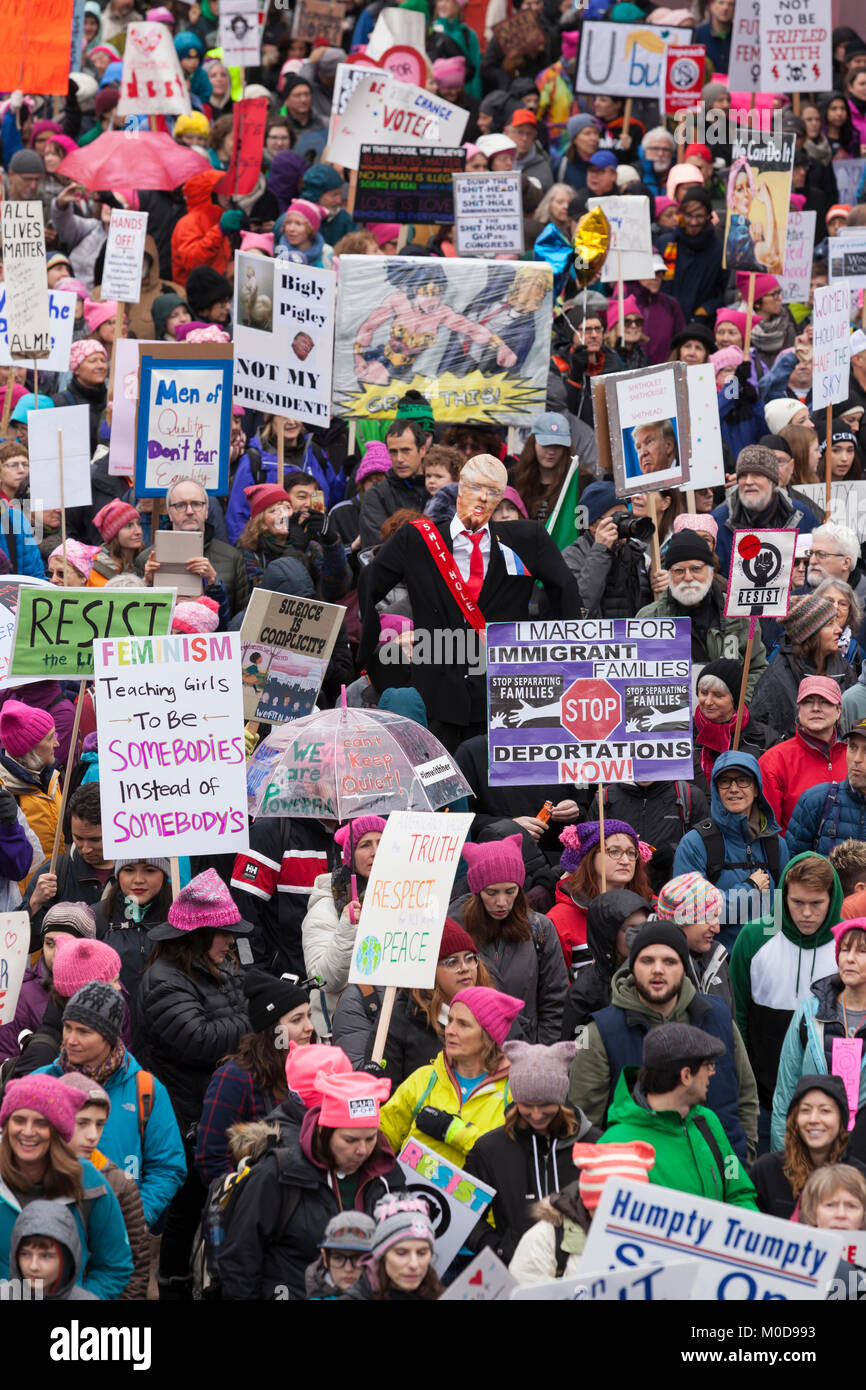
[237,257,274,334]
[437,264,550,377]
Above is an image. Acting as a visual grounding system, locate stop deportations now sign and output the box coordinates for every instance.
[487,618,693,787]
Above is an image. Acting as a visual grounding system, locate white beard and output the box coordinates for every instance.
[670,574,714,606]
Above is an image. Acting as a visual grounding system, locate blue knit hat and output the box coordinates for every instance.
[581,480,621,526]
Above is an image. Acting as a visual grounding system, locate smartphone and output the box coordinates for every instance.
[310,490,326,514]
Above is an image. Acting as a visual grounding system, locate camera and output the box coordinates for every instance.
[611,510,655,542]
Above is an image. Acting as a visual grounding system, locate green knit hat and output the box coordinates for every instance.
[394,388,434,431]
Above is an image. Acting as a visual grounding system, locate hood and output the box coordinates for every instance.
[10,1200,83,1298]
[228,1118,280,1166]
[260,555,315,598]
[771,852,842,951]
[377,687,428,728]
[182,168,228,207]
[298,1104,398,1185]
[0,681,64,714]
[605,1065,686,1135]
[586,890,652,985]
[609,962,697,1020]
[424,481,458,528]
[709,749,781,838]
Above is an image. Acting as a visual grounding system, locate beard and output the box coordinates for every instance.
[670,574,714,607]
[635,980,680,1009]
[806,567,823,588]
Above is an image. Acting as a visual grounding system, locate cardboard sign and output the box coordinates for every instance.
[293,0,345,47]
[582,1179,842,1300]
[9,588,175,678]
[492,9,545,62]
[728,0,761,89]
[723,133,795,274]
[153,530,203,599]
[365,6,426,60]
[586,195,654,282]
[780,209,817,303]
[440,1250,516,1302]
[118,22,191,117]
[355,145,465,226]
[329,72,468,172]
[684,363,725,491]
[101,209,150,304]
[487,618,694,788]
[0,913,30,1026]
[577,20,692,98]
[1,203,51,361]
[760,0,832,93]
[135,344,233,496]
[93,630,249,859]
[0,0,75,96]
[0,577,53,690]
[0,288,74,374]
[833,158,866,208]
[812,283,852,409]
[219,0,261,65]
[397,1139,495,1273]
[724,529,797,620]
[511,1260,699,1301]
[604,362,691,496]
[239,587,344,724]
[829,231,866,291]
[348,811,473,989]
[452,172,524,257]
[27,405,92,510]
[233,253,335,429]
[664,45,705,115]
[216,98,269,197]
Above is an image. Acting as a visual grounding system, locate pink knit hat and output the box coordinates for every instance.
[83,299,118,334]
[184,325,231,343]
[355,441,392,485]
[171,596,220,634]
[93,498,139,542]
[572,1140,655,1211]
[460,833,526,893]
[709,346,743,380]
[736,271,780,303]
[433,55,466,85]
[666,163,703,199]
[53,938,122,997]
[69,338,107,373]
[654,195,677,219]
[287,198,323,233]
[367,222,400,248]
[239,231,274,255]
[148,867,252,939]
[656,872,723,925]
[501,485,528,518]
[606,293,642,331]
[450,986,524,1045]
[315,1069,391,1128]
[0,1075,85,1144]
[53,275,89,301]
[333,816,387,865]
[673,512,718,543]
[49,540,100,582]
[715,306,760,342]
[832,918,866,962]
[285,1040,352,1106]
[0,700,55,757]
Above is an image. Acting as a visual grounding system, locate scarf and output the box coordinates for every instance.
[122,893,152,925]
[694,704,749,785]
[60,1038,126,1084]
[804,134,832,166]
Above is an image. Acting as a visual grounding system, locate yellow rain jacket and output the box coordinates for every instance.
[380,1050,511,1169]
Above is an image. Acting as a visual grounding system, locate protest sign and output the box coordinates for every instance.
[453,171,523,256]
[760,0,832,93]
[329,72,467,172]
[365,6,426,59]
[582,1180,842,1300]
[109,337,155,479]
[153,531,204,599]
[135,343,233,496]
[576,20,692,98]
[664,45,705,115]
[724,529,797,620]
[397,1139,495,1273]
[355,146,465,226]
[27,405,92,510]
[239,587,345,724]
[216,98,269,197]
[233,253,335,428]
[118,22,191,117]
[586,195,653,282]
[510,1260,699,1301]
[0,0,75,95]
[0,577,53,690]
[684,363,725,491]
[219,0,261,65]
[293,0,345,46]
[723,133,795,274]
[779,209,817,304]
[492,9,546,65]
[440,1250,517,1302]
[333,256,552,425]
[487,618,694,788]
[348,811,474,989]
[101,209,149,304]
[9,589,175,678]
[1,203,51,360]
[798,481,866,541]
[829,232,866,291]
[812,283,851,409]
[93,630,249,859]
[602,362,690,496]
[728,0,760,89]
[833,158,866,208]
[0,288,74,374]
[70,0,87,73]
[0,913,30,1026]
[328,61,381,144]
[378,45,427,86]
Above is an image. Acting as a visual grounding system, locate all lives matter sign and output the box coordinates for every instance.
[487,618,693,787]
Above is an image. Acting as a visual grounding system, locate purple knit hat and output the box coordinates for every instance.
[356,442,392,486]
[53,938,121,997]
[461,833,526,893]
[451,986,524,1045]
[559,820,639,873]
[0,699,55,757]
[148,867,253,940]
[333,816,387,866]
[0,1074,84,1144]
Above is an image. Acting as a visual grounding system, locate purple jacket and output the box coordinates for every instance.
[0,817,33,884]
[0,682,76,765]
[627,283,686,366]
[0,960,48,1061]
[848,99,866,151]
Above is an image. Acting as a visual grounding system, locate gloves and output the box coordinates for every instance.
[0,787,18,827]
[734,360,757,405]
[415,1105,474,1150]
[9,90,23,112]
[219,208,244,234]
[288,515,311,551]
[358,1060,387,1078]
[302,510,325,542]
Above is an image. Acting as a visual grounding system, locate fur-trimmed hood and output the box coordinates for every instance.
[228,1118,280,1166]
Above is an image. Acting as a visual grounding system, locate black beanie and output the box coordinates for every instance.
[242,967,309,1034]
[185,265,232,316]
[664,532,714,568]
[698,658,744,707]
[629,922,691,975]
[679,186,712,211]
[787,1073,849,1128]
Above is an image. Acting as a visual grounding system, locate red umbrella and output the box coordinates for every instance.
[57,132,208,192]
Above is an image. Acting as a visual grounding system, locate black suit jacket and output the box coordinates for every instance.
[358,520,581,724]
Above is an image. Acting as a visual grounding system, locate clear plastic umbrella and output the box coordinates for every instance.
[246,706,472,820]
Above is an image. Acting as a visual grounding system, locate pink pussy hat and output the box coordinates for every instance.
[314,1069,392,1127]
[285,1041,352,1106]
[147,867,254,939]
[450,986,524,1045]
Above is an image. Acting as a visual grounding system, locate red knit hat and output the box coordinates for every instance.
[438,918,476,960]
[93,499,139,542]
[0,700,55,758]
[243,483,292,518]
[572,1140,655,1211]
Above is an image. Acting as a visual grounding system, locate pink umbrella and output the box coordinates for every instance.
[57,132,208,191]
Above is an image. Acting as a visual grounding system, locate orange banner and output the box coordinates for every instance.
[0,0,76,96]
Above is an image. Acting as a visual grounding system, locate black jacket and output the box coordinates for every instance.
[560,890,652,1040]
[749,635,855,744]
[655,224,726,321]
[67,446,130,545]
[136,527,251,619]
[752,1147,866,1220]
[586,780,708,891]
[379,990,447,1089]
[454,733,591,855]
[358,469,428,548]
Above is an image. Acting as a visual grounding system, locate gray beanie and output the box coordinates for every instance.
[63,982,125,1047]
[371,1195,435,1261]
[320,1212,376,1252]
[735,444,780,486]
[114,856,171,878]
[502,1040,578,1104]
[41,901,97,940]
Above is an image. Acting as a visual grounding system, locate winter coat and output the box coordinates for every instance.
[218,1107,405,1300]
[135,529,250,618]
[88,1150,150,1300]
[93,894,163,1040]
[772,972,866,1155]
[568,965,759,1160]
[786,776,866,859]
[0,683,75,768]
[226,436,345,538]
[378,990,450,1090]
[49,197,108,290]
[465,1108,599,1263]
[717,383,768,458]
[448,893,568,1044]
[9,1201,98,1300]
[759,729,848,833]
[358,468,429,548]
[560,890,651,1038]
[637,585,767,699]
[36,1048,186,1226]
[712,487,818,579]
[0,501,45,578]
[673,750,789,953]
[586,780,709,892]
[655,223,726,321]
[25,847,111,947]
[627,283,686,365]
[547,878,590,966]
[453,733,581,856]
[752,1146,866,1222]
[194,1057,279,1185]
[170,169,231,285]
[380,1049,512,1169]
[841,660,866,734]
[508,1182,590,1285]
[749,639,855,744]
[0,752,62,886]
[601,1069,758,1207]
[138,955,249,1134]
[0,959,49,1061]
[331,983,383,1067]
[0,1157,133,1297]
[562,535,652,620]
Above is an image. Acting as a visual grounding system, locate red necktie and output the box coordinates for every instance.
[462,530,484,602]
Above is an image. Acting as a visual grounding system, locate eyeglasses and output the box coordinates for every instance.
[326,1252,362,1268]
[605,844,638,861]
[808,550,844,562]
[580,324,604,336]
[169,499,208,512]
[440,952,479,969]
[716,775,754,790]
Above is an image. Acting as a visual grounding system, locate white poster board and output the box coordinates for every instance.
[108,337,156,479]
[510,1259,699,1301]
[812,282,852,409]
[684,362,725,490]
[759,0,832,92]
[366,5,426,59]
[118,22,191,117]
[328,61,381,144]
[798,480,866,541]
[829,231,866,292]
[0,202,51,360]
[586,195,653,282]
[0,288,74,374]
[728,0,761,88]
[397,1138,495,1274]
[101,209,150,304]
[723,528,797,619]
[348,810,473,989]
[27,404,93,510]
[779,209,817,304]
[440,1249,517,1301]
[0,576,53,691]
[219,0,261,65]
[92,630,250,859]
[452,172,523,257]
[576,20,691,97]
[329,71,467,171]
[0,912,30,1025]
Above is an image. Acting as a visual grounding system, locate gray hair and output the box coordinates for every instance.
[642,126,675,151]
[811,522,860,566]
[697,673,730,697]
[166,476,208,507]
[813,574,863,633]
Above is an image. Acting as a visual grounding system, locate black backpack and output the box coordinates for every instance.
[693,819,780,884]
[191,1142,300,1301]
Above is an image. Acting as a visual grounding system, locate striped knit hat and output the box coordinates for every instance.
[571,1141,655,1211]
[781,595,837,646]
[656,873,724,926]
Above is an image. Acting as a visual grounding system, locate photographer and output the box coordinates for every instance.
[562,481,652,618]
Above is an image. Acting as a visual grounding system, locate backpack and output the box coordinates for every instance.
[135,1069,154,1145]
[693,818,780,884]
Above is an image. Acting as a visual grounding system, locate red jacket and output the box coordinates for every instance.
[171,168,231,286]
[758,729,848,833]
[547,877,588,967]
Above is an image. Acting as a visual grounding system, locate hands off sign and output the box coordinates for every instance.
[724,530,796,620]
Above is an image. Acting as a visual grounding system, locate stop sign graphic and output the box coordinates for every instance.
[561,679,622,739]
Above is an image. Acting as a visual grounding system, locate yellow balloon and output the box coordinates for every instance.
[573,206,610,288]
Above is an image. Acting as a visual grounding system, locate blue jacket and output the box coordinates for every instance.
[711,489,817,579]
[0,504,45,578]
[0,1157,133,1297]
[37,1051,186,1227]
[673,750,789,953]
[226,436,344,542]
[717,384,768,458]
[772,972,866,1150]
[785,777,866,858]
[694,19,731,73]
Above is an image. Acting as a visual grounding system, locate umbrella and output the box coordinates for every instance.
[57,132,208,192]
[246,706,471,821]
